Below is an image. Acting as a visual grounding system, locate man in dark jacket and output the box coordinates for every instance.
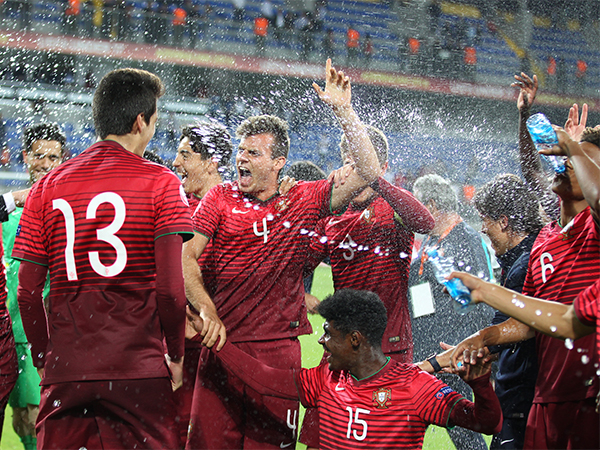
[473,173,546,449]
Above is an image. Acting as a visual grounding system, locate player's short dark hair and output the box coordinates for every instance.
[23,123,66,154]
[93,68,164,139]
[236,115,290,160]
[340,124,388,167]
[413,174,458,212]
[318,289,387,349]
[181,122,233,168]
[580,127,600,148]
[473,174,545,234]
[143,149,165,165]
[285,160,326,181]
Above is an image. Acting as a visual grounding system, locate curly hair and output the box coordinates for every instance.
[23,123,66,154]
[473,174,545,234]
[318,289,387,349]
[580,127,600,148]
[181,121,233,168]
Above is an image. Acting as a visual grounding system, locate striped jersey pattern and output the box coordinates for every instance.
[12,140,193,384]
[308,196,414,356]
[574,279,599,384]
[523,207,599,403]
[192,179,332,342]
[296,360,462,449]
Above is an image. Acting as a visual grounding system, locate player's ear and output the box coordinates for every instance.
[349,330,362,348]
[273,156,286,172]
[131,113,145,134]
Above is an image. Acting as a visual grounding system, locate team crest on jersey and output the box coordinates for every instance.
[362,206,374,224]
[372,388,391,409]
[435,386,454,400]
[276,197,290,212]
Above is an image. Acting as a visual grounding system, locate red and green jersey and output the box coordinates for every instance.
[523,207,599,403]
[13,140,193,384]
[192,179,333,342]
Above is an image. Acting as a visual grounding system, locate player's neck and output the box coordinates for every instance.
[349,350,389,381]
[559,198,588,228]
[431,211,461,237]
[103,134,146,157]
[197,175,222,199]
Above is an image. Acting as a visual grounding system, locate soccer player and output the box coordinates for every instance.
[183,58,381,449]
[450,123,600,449]
[187,289,502,450]
[298,125,435,448]
[13,68,193,449]
[4,123,67,450]
[171,121,233,447]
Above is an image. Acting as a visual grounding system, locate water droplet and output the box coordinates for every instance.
[53,399,61,407]
[399,252,408,259]
[550,326,557,332]
[283,221,291,228]
[319,236,327,244]
[565,339,574,350]
[581,355,590,364]
[300,228,309,235]
[266,214,274,221]
[535,310,542,316]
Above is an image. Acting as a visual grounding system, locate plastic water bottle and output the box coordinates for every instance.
[525,113,566,174]
[427,247,475,314]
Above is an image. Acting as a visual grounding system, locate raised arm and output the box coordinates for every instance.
[371,177,434,234]
[313,59,380,211]
[182,232,227,350]
[512,73,560,220]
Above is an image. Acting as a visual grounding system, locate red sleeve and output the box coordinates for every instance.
[155,234,186,361]
[192,184,221,238]
[448,373,503,435]
[17,261,49,368]
[371,177,435,234]
[209,341,298,399]
[574,278,599,327]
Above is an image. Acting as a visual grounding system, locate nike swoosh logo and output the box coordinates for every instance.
[232,207,250,214]
[500,439,514,445]
[280,442,293,448]
[335,384,344,391]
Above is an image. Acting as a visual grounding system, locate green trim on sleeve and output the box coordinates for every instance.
[11,257,48,267]
[445,396,467,429]
[155,231,195,242]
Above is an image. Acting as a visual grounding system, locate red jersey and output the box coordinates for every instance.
[574,279,599,375]
[192,179,332,342]
[523,207,599,403]
[296,359,463,449]
[12,140,193,384]
[308,197,413,355]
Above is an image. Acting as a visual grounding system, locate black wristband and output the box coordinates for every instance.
[427,354,442,373]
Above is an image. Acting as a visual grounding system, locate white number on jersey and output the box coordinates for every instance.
[540,252,555,283]
[340,234,357,261]
[53,192,127,280]
[345,406,370,441]
[253,217,270,244]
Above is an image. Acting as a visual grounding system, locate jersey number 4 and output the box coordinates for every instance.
[53,192,127,281]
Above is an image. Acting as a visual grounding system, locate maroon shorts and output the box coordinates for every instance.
[187,338,301,450]
[37,378,179,450]
[0,317,18,417]
[524,399,599,449]
[299,348,412,447]
[172,341,202,448]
